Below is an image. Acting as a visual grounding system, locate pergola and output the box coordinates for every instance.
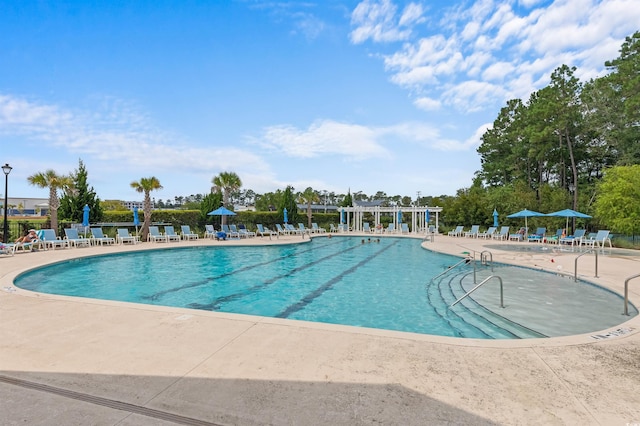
[338,205,442,234]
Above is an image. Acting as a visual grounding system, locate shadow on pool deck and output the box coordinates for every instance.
[1,372,499,425]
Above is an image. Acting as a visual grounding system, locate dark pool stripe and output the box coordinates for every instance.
[276,240,398,318]
[144,239,342,300]
[190,241,364,310]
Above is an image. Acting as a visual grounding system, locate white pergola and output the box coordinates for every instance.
[338,205,442,234]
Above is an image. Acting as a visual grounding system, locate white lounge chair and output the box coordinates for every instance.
[204,224,216,239]
[64,228,91,248]
[164,226,181,242]
[560,229,586,246]
[117,228,139,244]
[41,229,69,250]
[448,226,464,237]
[477,227,497,239]
[527,227,546,243]
[180,225,199,240]
[401,223,410,234]
[90,228,116,245]
[492,226,510,240]
[148,226,168,243]
[312,223,326,233]
[582,230,612,248]
[464,225,480,238]
[256,224,277,239]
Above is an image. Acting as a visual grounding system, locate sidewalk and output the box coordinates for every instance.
[1,235,639,425]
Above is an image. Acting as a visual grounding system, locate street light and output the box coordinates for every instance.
[2,163,12,243]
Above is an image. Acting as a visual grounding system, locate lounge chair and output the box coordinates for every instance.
[582,230,613,248]
[180,225,199,240]
[545,229,564,245]
[401,223,410,234]
[362,222,372,233]
[492,226,510,240]
[527,227,546,243]
[64,228,91,248]
[117,228,139,244]
[298,223,312,235]
[275,224,289,235]
[238,224,256,238]
[464,225,480,238]
[286,224,304,235]
[148,226,168,243]
[448,226,464,237]
[477,226,497,239]
[256,224,277,239]
[0,243,15,256]
[385,223,395,233]
[559,229,586,246]
[164,226,181,242]
[204,224,216,239]
[509,227,528,241]
[90,228,115,245]
[222,224,240,239]
[329,224,338,233]
[312,223,326,233]
[41,229,69,250]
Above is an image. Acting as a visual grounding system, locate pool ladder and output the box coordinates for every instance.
[450,275,504,308]
[624,273,640,316]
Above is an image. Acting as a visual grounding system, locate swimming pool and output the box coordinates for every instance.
[15,237,636,339]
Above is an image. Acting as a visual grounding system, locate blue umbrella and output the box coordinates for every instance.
[340,208,344,224]
[283,208,288,224]
[425,209,430,223]
[207,206,236,216]
[133,207,140,237]
[507,208,544,232]
[493,209,499,227]
[82,204,90,237]
[397,209,402,224]
[82,204,90,227]
[545,208,591,231]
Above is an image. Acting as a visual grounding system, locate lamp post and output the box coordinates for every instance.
[2,163,12,243]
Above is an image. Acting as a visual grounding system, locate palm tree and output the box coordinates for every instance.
[27,170,73,232]
[211,171,242,226]
[298,187,320,227]
[130,177,163,242]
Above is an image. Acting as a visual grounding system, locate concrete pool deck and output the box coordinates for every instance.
[1,234,639,425]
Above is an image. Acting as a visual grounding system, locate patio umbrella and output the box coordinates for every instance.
[545,208,591,231]
[493,209,499,227]
[207,206,236,227]
[340,208,344,224]
[82,204,90,237]
[425,209,430,223]
[507,209,544,232]
[133,207,140,237]
[283,208,288,224]
[397,209,402,224]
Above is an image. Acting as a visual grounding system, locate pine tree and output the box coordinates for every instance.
[59,159,103,223]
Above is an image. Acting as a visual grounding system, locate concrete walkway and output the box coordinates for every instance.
[1,234,639,425]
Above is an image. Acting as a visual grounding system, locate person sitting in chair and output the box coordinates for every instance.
[15,229,38,244]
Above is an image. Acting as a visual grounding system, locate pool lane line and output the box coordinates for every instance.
[188,239,369,310]
[276,240,399,319]
[143,238,343,301]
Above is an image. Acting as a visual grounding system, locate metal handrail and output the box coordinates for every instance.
[480,250,494,272]
[574,249,598,282]
[451,275,504,308]
[624,273,640,316]
[431,257,472,281]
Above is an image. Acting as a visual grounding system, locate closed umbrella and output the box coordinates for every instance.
[507,209,544,233]
[82,204,90,237]
[133,207,140,237]
[340,209,344,224]
[425,209,430,223]
[283,208,288,224]
[493,209,499,227]
[397,209,402,224]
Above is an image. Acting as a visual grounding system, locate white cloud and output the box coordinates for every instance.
[350,0,424,44]
[414,96,441,111]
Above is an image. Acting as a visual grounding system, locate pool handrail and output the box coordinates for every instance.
[574,249,598,282]
[450,275,504,309]
[431,257,472,282]
[624,273,640,316]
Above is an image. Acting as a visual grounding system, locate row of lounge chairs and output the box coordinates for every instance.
[447,225,613,248]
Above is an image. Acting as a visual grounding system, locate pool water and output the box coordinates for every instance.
[15,237,637,339]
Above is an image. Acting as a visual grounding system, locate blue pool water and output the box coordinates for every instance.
[15,237,636,339]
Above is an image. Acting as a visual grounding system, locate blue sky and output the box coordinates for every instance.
[1,0,637,203]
